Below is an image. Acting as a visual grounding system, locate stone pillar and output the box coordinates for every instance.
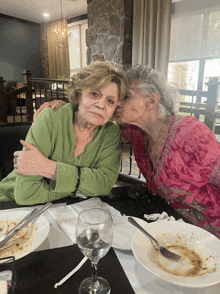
[86,0,133,70]
[40,23,49,78]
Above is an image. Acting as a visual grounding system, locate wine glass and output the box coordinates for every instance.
[76,208,114,294]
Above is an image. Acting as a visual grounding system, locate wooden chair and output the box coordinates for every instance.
[0,122,32,181]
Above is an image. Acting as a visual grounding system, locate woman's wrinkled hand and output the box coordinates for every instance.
[13,140,49,177]
[33,100,67,121]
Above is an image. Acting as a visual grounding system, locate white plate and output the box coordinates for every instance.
[131,221,220,288]
[112,216,147,250]
[0,210,50,260]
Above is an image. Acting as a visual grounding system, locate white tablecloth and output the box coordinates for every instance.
[4,201,220,294]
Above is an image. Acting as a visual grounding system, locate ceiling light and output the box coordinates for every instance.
[52,0,72,49]
[43,13,49,17]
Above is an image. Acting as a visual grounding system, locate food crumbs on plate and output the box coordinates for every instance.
[150,241,217,277]
[0,219,38,259]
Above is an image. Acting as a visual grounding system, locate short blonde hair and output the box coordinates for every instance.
[68,61,128,107]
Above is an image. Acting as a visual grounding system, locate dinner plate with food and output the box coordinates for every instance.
[0,210,50,260]
[131,221,220,288]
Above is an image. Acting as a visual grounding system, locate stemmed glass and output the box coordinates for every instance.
[76,208,114,294]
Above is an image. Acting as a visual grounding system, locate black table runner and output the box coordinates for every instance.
[14,245,135,294]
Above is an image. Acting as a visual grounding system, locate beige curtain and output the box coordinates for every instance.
[132,0,172,79]
[46,19,70,79]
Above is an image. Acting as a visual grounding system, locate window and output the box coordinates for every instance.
[68,19,88,76]
[168,61,199,90]
[168,1,220,103]
[203,59,220,94]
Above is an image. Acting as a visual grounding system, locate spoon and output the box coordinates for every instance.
[128,217,183,262]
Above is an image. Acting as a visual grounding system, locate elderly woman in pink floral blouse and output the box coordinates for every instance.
[115,65,220,239]
[32,64,220,239]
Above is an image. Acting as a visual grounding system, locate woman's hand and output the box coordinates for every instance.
[13,140,57,180]
[33,100,67,121]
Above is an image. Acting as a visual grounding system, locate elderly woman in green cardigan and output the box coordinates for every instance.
[0,62,128,205]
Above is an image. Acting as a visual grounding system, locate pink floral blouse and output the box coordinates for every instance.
[120,115,220,239]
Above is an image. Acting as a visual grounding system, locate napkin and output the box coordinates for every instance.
[144,211,184,222]
[74,193,88,199]
[48,205,78,243]
[48,197,122,244]
[0,281,7,294]
[70,197,122,217]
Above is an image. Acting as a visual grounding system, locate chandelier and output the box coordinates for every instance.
[52,0,71,48]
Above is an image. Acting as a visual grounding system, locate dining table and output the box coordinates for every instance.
[1,184,220,294]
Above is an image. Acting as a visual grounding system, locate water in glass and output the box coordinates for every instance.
[76,208,113,294]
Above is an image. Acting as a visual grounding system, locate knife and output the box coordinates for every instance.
[4,207,38,236]
[0,202,52,249]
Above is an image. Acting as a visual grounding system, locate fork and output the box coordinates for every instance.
[0,207,38,242]
[128,217,182,262]
[4,207,38,237]
[0,202,52,248]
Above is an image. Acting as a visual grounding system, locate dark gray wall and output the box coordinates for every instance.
[0,14,42,89]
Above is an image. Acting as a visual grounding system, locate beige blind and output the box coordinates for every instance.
[169,5,220,62]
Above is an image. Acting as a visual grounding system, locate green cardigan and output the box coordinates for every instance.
[0,104,121,205]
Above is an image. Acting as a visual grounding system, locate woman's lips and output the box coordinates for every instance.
[114,111,120,118]
[91,112,103,118]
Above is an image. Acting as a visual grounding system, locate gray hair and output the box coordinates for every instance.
[126,65,180,118]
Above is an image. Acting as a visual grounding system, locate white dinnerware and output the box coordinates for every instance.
[0,210,50,260]
[128,217,182,261]
[131,220,220,288]
[112,216,147,251]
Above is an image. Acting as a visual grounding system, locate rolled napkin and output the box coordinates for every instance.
[54,256,88,288]
[144,211,184,222]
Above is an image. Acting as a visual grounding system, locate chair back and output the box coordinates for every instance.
[0,122,32,180]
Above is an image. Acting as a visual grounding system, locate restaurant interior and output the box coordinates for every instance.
[0,0,220,293]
